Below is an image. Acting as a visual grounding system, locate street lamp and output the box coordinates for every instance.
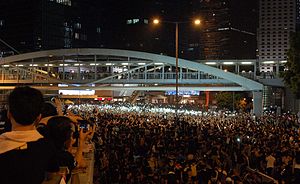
[153,18,201,121]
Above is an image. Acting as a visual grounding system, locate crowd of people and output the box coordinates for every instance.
[66,103,300,184]
[0,87,95,184]
[0,86,300,184]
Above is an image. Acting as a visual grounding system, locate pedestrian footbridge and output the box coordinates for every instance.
[0,48,263,115]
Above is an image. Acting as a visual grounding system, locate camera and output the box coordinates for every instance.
[78,119,90,133]
[80,124,89,132]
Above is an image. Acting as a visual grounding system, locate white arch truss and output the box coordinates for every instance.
[0,48,263,91]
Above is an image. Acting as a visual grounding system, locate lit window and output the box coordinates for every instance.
[75,33,79,39]
[0,20,4,26]
[127,20,133,24]
[75,23,81,29]
[133,19,139,24]
[55,0,71,6]
[96,27,101,33]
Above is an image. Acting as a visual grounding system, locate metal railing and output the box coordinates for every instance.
[243,167,278,184]
[0,68,225,83]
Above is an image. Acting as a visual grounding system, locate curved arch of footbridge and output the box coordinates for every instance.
[0,48,263,115]
[1,49,263,91]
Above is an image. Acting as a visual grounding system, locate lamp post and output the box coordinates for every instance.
[153,19,201,121]
[175,22,179,121]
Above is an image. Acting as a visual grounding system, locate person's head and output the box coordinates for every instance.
[41,102,58,118]
[8,86,44,126]
[47,116,76,150]
[225,177,233,184]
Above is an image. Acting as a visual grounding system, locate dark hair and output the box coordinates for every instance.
[47,116,74,150]
[41,102,58,118]
[8,86,44,125]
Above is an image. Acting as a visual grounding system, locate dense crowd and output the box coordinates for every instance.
[67,104,300,184]
[1,86,300,184]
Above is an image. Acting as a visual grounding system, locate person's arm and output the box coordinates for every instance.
[74,128,89,168]
[54,98,63,116]
[86,124,96,142]
[67,128,90,184]
[67,114,83,124]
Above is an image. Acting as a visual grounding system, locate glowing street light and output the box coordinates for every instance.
[152,18,201,121]
[153,19,160,24]
[194,19,201,25]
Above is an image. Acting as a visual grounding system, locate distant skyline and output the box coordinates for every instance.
[1,0,258,60]
[101,0,259,60]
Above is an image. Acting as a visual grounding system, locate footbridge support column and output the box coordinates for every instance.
[253,91,263,117]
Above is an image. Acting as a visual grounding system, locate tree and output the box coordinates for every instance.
[282,31,300,98]
[215,92,243,111]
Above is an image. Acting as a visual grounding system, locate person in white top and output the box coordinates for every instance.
[266,152,276,176]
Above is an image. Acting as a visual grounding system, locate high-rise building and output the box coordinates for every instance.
[103,0,258,60]
[257,0,300,112]
[297,0,300,30]
[190,0,258,60]
[0,0,258,61]
[257,0,296,73]
[0,0,103,54]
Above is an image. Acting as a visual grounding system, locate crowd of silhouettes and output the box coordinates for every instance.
[1,87,300,184]
[73,104,300,184]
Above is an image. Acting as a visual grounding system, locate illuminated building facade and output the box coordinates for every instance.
[257,0,296,73]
